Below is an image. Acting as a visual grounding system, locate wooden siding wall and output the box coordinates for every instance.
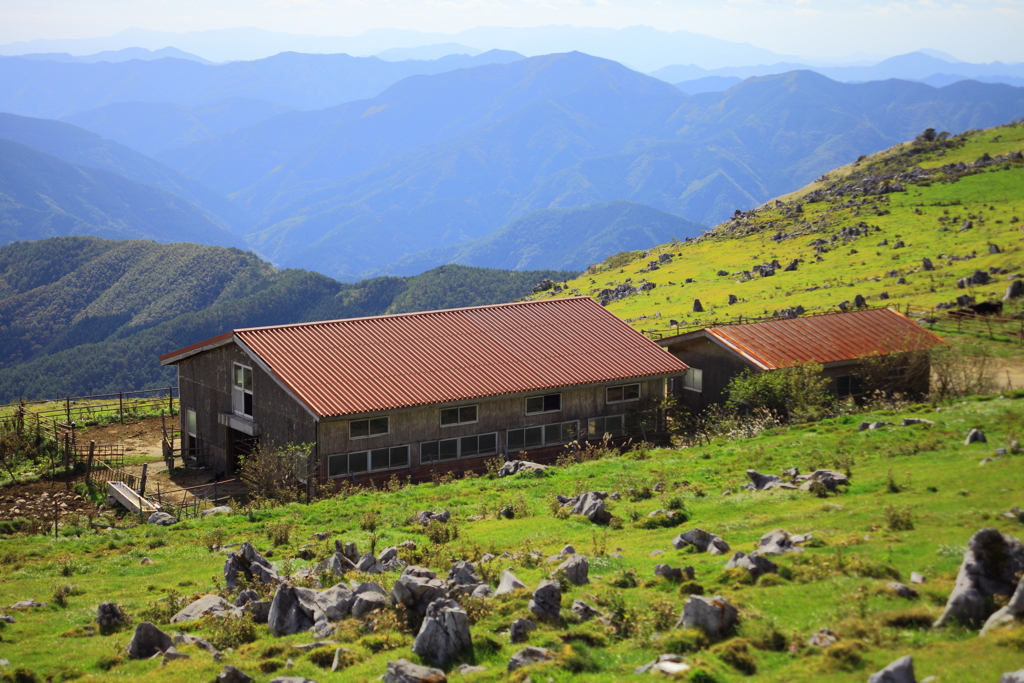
[665,337,752,412]
[318,378,666,484]
[176,342,317,473]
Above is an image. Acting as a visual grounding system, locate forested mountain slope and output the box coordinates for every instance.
[0,238,574,400]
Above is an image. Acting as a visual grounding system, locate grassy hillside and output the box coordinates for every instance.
[0,394,1021,682]
[532,123,1024,339]
[0,238,574,400]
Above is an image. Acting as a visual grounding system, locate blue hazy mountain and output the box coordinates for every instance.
[0,113,252,234]
[0,139,245,248]
[0,49,526,119]
[13,46,212,64]
[154,53,1024,280]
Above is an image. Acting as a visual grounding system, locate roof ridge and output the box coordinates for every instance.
[233,295,590,335]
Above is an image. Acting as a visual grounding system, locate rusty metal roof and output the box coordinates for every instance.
[162,297,688,419]
[662,308,947,370]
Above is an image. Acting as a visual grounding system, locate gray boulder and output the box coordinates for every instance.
[1006,279,1024,301]
[965,428,987,445]
[745,470,782,490]
[413,510,451,525]
[148,512,177,526]
[808,628,838,648]
[495,569,527,596]
[384,658,447,683]
[672,528,730,555]
[507,646,555,672]
[934,529,1024,628]
[216,666,254,683]
[555,554,589,585]
[567,492,611,524]
[351,591,388,619]
[887,583,919,599]
[354,552,383,574]
[267,584,330,636]
[528,580,562,622]
[234,589,260,607]
[758,529,806,555]
[224,541,280,590]
[510,617,536,643]
[867,655,916,683]
[981,572,1024,635]
[125,621,174,659]
[412,598,472,667]
[654,564,684,581]
[498,461,548,477]
[170,594,238,623]
[448,561,484,595]
[202,506,232,517]
[571,599,599,622]
[173,632,222,658]
[724,551,778,581]
[269,677,317,683]
[675,595,738,640]
[390,566,450,616]
[796,469,849,492]
[1001,670,1024,683]
[318,584,356,620]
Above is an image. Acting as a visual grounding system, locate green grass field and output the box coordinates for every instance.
[1,394,1022,682]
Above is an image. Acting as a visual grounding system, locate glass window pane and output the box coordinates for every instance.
[544,394,561,412]
[544,424,561,444]
[369,417,389,435]
[243,368,253,392]
[439,439,458,460]
[371,448,390,470]
[350,420,369,438]
[607,386,623,402]
[588,418,602,439]
[460,405,477,423]
[692,369,703,391]
[561,422,577,443]
[624,384,640,400]
[421,441,439,463]
[440,408,460,426]
[234,365,243,388]
[526,396,544,414]
[348,451,368,473]
[525,427,543,448]
[187,410,197,436]
[390,446,409,468]
[328,454,347,477]
[478,433,497,455]
[461,436,478,457]
[508,429,524,450]
[243,393,253,417]
[607,415,624,436]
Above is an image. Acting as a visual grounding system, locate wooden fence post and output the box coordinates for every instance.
[85,441,95,486]
[119,393,123,423]
[139,463,148,496]
[168,387,174,416]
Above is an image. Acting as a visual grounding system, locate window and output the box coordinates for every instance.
[507,421,576,450]
[836,375,865,398]
[682,368,703,392]
[440,405,478,427]
[606,383,640,403]
[421,433,498,463]
[350,417,389,439]
[588,415,625,439]
[186,409,197,437]
[526,393,561,414]
[232,364,253,417]
[328,445,409,478]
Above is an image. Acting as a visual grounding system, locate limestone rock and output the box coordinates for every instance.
[202,506,232,517]
[571,599,598,622]
[148,512,177,526]
[448,561,484,595]
[413,510,451,526]
[724,551,778,581]
[745,470,782,490]
[412,598,472,667]
[965,428,987,445]
[887,583,919,599]
[808,629,838,648]
[126,621,174,659]
[1000,670,1024,683]
[675,594,738,640]
[216,666,254,683]
[170,594,238,623]
[384,658,447,683]
[567,491,611,524]
[495,569,527,596]
[672,528,730,555]
[268,584,325,636]
[934,529,1024,628]
[867,655,916,683]
[758,529,806,555]
[555,554,589,585]
[981,573,1024,635]
[391,566,450,616]
[351,591,388,619]
[224,541,280,590]
[528,579,562,622]
[510,617,536,644]
[795,469,849,492]
[498,461,548,477]
[654,564,684,581]
[507,646,555,672]
[910,572,926,584]
[1006,279,1024,301]
[173,632,222,658]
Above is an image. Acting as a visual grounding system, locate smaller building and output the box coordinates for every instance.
[160,297,688,485]
[657,308,947,412]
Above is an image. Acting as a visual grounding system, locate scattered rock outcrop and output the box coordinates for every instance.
[559,491,612,524]
[385,659,447,683]
[725,551,778,581]
[412,598,471,667]
[934,529,1024,628]
[495,569,527,596]
[672,528,730,555]
[391,567,450,617]
[510,617,536,644]
[555,554,589,585]
[981,572,1024,635]
[170,594,238,623]
[758,529,808,555]
[528,580,562,622]
[867,655,916,683]
[498,461,548,477]
[148,512,177,526]
[224,542,280,590]
[675,595,738,640]
[125,622,174,659]
[507,646,555,672]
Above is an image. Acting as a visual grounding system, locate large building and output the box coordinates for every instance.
[160,297,688,486]
[657,308,947,412]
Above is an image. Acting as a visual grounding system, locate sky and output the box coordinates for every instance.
[2,0,1023,63]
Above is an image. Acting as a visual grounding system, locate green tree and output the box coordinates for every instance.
[726,362,832,422]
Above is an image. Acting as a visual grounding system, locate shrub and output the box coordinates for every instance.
[678,581,705,596]
[712,638,757,674]
[258,660,285,674]
[265,522,291,547]
[726,362,831,422]
[424,519,459,545]
[883,504,914,531]
[359,512,380,532]
[609,569,638,588]
[202,527,226,551]
[202,614,258,650]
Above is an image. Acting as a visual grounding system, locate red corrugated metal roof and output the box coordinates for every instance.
[685,308,946,370]
[158,331,234,363]
[162,297,688,418]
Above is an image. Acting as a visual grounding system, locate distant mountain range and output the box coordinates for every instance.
[12,46,212,64]
[0,237,575,400]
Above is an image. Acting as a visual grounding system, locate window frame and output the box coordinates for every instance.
[186,409,197,438]
[587,414,625,439]
[420,432,499,464]
[525,393,561,415]
[836,374,865,398]
[606,383,641,404]
[507,420,577,451]
[682,367,703,393]
[349,416,390,440]
[327,444,410,478]
[440,404,479,427]
[232,363,253,418]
